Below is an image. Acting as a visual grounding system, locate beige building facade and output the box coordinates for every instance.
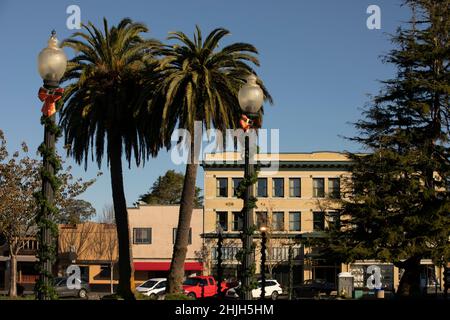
[201,151,351,287]
[201,151,446,292]
[128,205,204,283]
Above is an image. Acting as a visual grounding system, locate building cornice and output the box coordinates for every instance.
[201,161,352,170]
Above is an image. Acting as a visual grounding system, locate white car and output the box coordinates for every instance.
[136,278,167,298]
[225,279,283,300]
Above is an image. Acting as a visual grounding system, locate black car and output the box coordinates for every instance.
[54,277,90,299]
[294,279,336,298]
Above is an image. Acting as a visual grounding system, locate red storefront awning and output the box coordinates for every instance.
[134,261,203,271]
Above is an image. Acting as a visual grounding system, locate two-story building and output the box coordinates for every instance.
[201,151,351,287]
[201,151,449,293]
[0,235,39,293]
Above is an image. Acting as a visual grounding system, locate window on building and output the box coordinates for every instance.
[256,211,268,229]
[289,212,301,231]
[216,178,228,197]
[172,228,192,244]
[271,247,285,261]
[216,211,228,231]
[133,228,152,244]
[289,178,301,197]
[271,212,284,231]
[313,178,325,198]
[213,247,240,261]
[313,212,325,231]
[256,178,268,197]
[232,178,243,197]
[327,211,341,230]
[232,212,243,231]
[272,178,284,198]
[328,178,341,199]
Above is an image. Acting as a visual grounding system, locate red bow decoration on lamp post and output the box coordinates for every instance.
[239,114,252,132]
[38,87,64,117]
[239,114,261,132]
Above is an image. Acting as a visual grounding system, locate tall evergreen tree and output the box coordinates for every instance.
[323,0,450,297]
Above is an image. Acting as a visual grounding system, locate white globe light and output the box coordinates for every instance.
[38,31,67,84]
[238,74,264,114]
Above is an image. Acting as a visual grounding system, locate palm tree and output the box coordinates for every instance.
[59,18,162,299]
[156,26,272,293]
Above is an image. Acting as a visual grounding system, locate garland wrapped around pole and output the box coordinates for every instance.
[235,112,261,299]
[33,91,63,300]
[35,30,67,300]
[288,245,293,300]
[235,165,258,297]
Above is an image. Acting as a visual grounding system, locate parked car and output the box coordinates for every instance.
[294,279,336,297]
[136,278,167,298]
[54,277,90,299]
[225,279,283,300]
[182,276,227,299]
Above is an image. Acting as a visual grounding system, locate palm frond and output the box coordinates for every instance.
[59,18,162,169]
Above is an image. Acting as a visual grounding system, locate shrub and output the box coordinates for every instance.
[135,293,158,300]
[164,293,194,300]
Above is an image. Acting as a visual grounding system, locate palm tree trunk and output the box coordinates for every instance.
[167,137,199,293]
[109,139,135,300]
[8,254,17,297]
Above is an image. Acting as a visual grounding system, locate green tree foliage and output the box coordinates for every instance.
[57,199,96,224]
[156,26,272,294]
[55,160,100,224]
[139,170,203,208]
[322,0,450,297]
[0,130,97,297]
[60,18,162,300]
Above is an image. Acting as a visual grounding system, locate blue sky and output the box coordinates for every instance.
[0,0,410,216]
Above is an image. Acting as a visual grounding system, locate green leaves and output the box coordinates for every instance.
[60,18,162,170]
[60,21,273,169]
[324,0,450,270]
[57,21,273,297]
[138,170,203,208]
[155,25,271,139]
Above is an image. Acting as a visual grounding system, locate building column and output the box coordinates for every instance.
[393,266,399,292]
[341,263,349,273]
[437,265,443,291]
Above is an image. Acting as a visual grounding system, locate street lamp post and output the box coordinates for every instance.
[238,75,264,300]
[216,222,224,299]
[288,245,294,300]
[259,226,267,300]
[36,30,67,300]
